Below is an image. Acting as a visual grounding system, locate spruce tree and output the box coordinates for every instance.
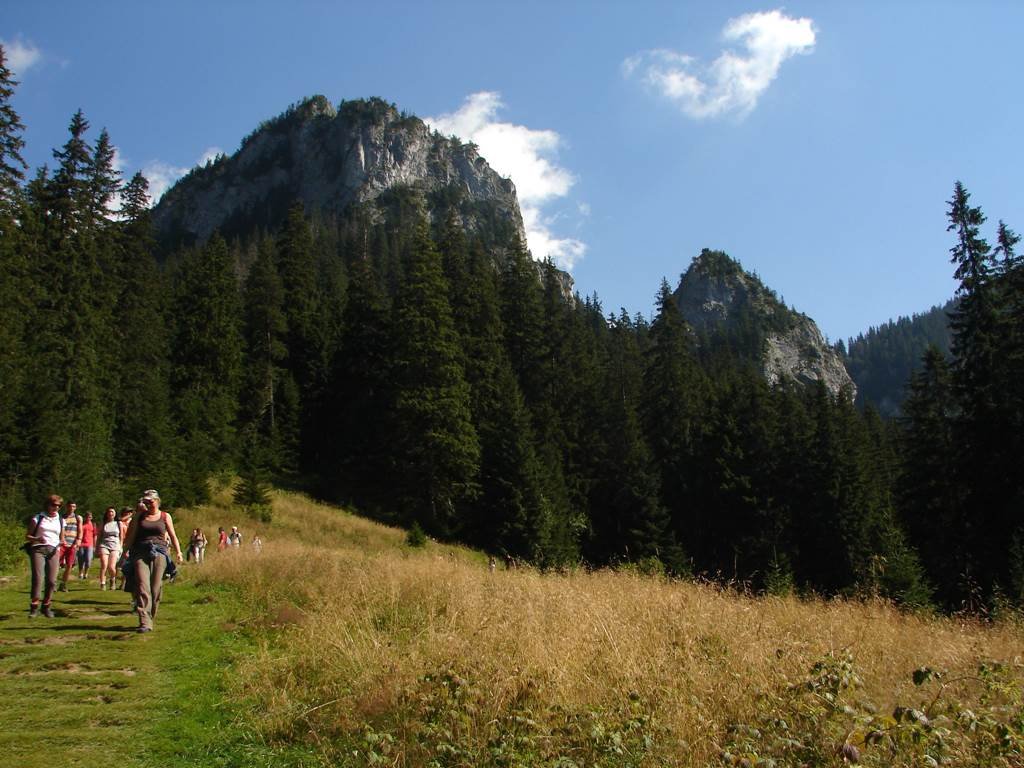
[390,207,479,535]
[110,173,175,491]
[171,234,243,501]
[453,239,554,561]
[945,182,1006,601]
[641,279,707,563]
[241,236,297,476]
[18,111,115,507]
[0,44,27,211]
[589,311,678,569]
[323,249,393,511]
[0,45,28,483]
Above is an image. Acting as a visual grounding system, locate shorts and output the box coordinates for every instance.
[58,544,78,569]
[99,545,121,558]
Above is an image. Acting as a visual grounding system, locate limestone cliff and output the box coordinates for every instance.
[673,249,855,399]
[152,96,526,248]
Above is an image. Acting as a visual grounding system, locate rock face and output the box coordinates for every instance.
[152,95,527,248]
[673,249,855,399]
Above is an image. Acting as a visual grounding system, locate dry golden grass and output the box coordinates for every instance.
[188,490,1024,766]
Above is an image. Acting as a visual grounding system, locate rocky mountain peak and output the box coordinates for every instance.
[151,95,526,249]
[674,249,855,399]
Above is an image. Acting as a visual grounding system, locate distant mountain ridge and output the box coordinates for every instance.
[842,301,955,415]
[152,95,526,250]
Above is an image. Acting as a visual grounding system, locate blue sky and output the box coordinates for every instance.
[4,1,1022,342]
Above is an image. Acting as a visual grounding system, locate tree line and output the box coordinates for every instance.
[1,48,1021,610]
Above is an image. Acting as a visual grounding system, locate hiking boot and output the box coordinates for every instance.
[28,604,39,618]
[41,604,54,618]
[57,582,68,592]
[137,626,152,633]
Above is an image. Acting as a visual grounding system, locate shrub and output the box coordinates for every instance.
[406,521,427,548]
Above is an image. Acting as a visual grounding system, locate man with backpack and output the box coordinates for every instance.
[24,494,66,617]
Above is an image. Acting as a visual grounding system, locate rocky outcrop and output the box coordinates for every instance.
[673,249,855,399]
[152,96,526,248]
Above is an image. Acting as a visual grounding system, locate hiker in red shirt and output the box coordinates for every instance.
[77,510,97,580]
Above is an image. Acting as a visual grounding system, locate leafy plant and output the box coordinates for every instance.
[722,651,1024,767]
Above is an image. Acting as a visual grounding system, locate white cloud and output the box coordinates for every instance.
[2,37,42,76]
[624,10,815,120]
[112,147,127,175]
[426,92,586,270]
[141,146,223,205]
[198,146,224,166]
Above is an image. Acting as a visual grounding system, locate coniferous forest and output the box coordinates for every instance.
[2,48,1023,612]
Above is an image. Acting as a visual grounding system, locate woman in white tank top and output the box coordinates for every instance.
[97,507,122,590]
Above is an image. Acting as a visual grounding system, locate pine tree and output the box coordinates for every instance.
[450,238,554,561]
[322,249,393,511]
[16,112,116,507]
[500,235,548,408]
[241,236,297,476]
[0,47,28,496]
[48,110,92,237]
[110,173,175,491]
[641,279,707,564]
[85,128,120,226]
[390,207,479,535]
[0,44,27,212]
[944,183,1008,601]
[171,234,243,501]
[588,311,678,569]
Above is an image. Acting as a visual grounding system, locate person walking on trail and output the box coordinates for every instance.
[97,507,122,590]
[57,501,82,592]
[24,494,65,618]
[228,526,242,548]
[216,527,227,552]
[77,510,96,580]
[121,490,183,633]
[188,528,208,563]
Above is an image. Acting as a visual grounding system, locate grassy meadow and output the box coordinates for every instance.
[3,488,1023,766]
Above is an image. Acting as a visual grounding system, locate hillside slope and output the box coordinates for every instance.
[4,488,1022,766]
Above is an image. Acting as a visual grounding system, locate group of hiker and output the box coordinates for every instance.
[23,491,258,633]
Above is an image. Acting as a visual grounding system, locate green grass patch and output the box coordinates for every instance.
[0,566,321,767]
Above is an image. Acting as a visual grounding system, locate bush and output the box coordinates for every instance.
[406,521,427,548]
[0,518,24,576]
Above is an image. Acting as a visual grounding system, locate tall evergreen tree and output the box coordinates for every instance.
[241,236,298,476]
[0,44,27,211]
[17,112,115,507]
[0,46,29,497]
[390,208,479,535]
[944,182,1009,601]
[171,234,243,501]
[588,311,678,569]
[641,279,706,563]
[323,251,393,511]
[449,238,554,561]
[110,172,175,492]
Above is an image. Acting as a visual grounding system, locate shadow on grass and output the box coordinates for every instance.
[46,624,137,633]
